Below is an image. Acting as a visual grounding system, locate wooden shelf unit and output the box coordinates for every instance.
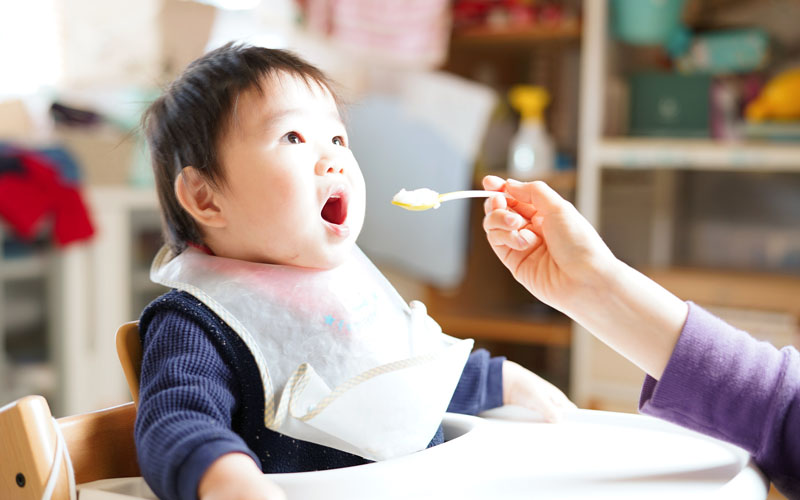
[598,137,800,172]
[0,227,57,411]
[574,0,800,415]
[480,168,577,194]
[645,267,800,318]
[426,306,572,347]
[452,23,582,47]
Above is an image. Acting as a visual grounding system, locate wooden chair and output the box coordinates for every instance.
[115,321,142,406]
[0,396,139,500]
[1,321,145,499]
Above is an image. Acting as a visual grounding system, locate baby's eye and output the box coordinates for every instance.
[332,136,346,147]
[284,131,304,144]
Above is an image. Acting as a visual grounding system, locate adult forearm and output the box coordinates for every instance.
[565,259,688,379]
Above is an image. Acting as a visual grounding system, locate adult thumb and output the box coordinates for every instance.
[506,179,565,214]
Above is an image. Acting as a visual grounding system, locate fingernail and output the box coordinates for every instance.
[507,178,522,186]
[504,213,518,225]
[517,234,528,247]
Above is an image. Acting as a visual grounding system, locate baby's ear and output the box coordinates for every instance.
[174,167,226,228]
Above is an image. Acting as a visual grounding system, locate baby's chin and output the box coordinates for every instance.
[292,242,357,270]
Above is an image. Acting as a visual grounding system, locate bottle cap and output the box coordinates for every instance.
[508,85,550,121]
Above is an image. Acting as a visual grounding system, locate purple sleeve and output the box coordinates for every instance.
[639,302,800,496]
[447,348,505,415]
[136,312,260,500]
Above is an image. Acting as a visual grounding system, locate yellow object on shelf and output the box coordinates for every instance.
[507,85,555,180]
[745,68,800,122]
[509,85,550,122]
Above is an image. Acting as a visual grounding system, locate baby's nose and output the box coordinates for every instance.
[315,157,344,175]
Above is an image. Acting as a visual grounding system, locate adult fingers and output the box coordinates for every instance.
[486,228,535,251]
[484,208,544,247]
[483,188,508,214]
[485,195,539,222]
[507,197,538,221]
[483,209,540,251]
[483,176,542,220]
[482,174,506,192]
[483,208,527,231]
[482,174,508,215]
[505,179,566,215]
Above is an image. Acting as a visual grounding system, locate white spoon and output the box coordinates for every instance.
[391,188,509,211]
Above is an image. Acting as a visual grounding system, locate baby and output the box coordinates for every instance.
[137,43,575,500]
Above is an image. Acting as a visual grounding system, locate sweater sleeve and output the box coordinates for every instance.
[135,310,260,500]
[446,348,505,415]
[639,302,800,497]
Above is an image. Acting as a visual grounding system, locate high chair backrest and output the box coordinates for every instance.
[116,321,142,407]
[0,396,139,500]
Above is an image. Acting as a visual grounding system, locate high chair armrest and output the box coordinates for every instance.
[57,401,140,484]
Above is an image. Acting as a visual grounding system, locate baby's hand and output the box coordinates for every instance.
[502,360,577,422]
[199,452,286,500]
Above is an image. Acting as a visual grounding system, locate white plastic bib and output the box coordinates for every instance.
[150,246,473,461]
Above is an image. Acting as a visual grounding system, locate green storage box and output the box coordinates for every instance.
[629,72,711,137]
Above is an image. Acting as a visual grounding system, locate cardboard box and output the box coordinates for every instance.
[0,99,36,142]
[54,124,135,186]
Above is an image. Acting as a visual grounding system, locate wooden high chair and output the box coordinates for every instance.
[1,321,145,500]
[115,321,142,407]
[0,397,139,500]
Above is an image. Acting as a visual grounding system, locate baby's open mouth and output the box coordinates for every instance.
[321,193,348,225]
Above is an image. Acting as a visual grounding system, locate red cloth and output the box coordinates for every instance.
[0,151,94,246]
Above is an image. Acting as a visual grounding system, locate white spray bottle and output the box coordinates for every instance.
[507,85,555,180]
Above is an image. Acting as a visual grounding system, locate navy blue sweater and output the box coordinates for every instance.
[136,290,504,500]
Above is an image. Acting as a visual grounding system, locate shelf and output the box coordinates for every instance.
[4,297,44,331]
[597,138,800,172]
[482,169,577,193]
[645,267,800,318]
[0,254,49,281]
[452,23,582,47]
[573,0,800,412]
[431,309,572,347]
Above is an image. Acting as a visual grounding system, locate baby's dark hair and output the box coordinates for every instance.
[143,42,339,254]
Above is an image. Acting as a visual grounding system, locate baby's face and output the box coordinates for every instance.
[214,72,366,269]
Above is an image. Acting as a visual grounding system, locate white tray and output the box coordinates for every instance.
[78,408,768,500]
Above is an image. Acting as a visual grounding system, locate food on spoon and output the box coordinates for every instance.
[391,188,441,209]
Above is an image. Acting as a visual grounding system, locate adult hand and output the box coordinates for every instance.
[482,175,688,378]
[481,175,615,315]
